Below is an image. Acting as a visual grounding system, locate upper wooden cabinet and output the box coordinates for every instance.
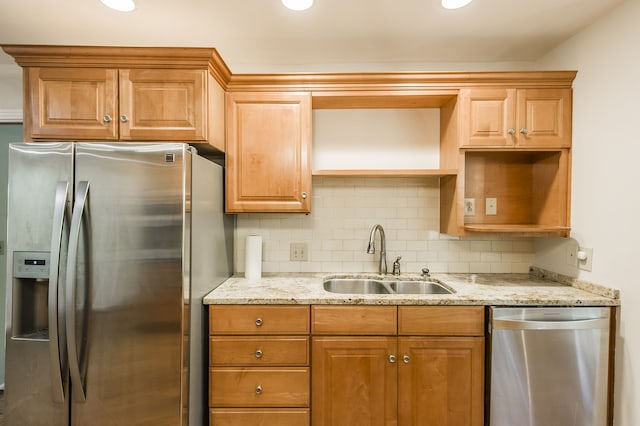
[225,92,312,213]
[2,45,229,152]
[460,87,572,148]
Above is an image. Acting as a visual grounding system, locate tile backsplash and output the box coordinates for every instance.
[235,177,534,274]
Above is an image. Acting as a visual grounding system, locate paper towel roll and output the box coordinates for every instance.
[245,235,262,280]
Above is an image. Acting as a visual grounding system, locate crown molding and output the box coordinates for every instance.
[0,109,22,123]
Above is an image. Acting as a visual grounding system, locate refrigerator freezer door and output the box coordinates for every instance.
[69,143,188,425]
[5,142,73,426]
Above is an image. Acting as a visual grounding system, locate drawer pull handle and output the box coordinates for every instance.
[103,114,112,123]
[255,349,263,358]
[255,318,263,327]
[120,114,129,123]
[389,355,397,363]
[403,355,410,364]
[255,385,263,395]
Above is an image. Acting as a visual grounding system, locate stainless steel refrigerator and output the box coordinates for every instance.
[4,142,234,425]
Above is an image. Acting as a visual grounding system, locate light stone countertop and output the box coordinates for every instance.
[203,267,620,306]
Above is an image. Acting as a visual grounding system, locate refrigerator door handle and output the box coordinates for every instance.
[48,181,70,403]
[66,180,90,403]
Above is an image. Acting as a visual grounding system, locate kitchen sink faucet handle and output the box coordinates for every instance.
[421,267,430,277]
[392,256,402,276]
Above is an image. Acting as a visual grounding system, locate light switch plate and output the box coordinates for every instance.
[464,198,476,216]
[485,198,497,215]
[290,242,308,261]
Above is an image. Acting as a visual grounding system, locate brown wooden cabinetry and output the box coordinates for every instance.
[311,305,484,426]
[442,85,573,237]
[460,88,572,148]
[225,91,312,213]
[209,305,311,426]
[2,45,227,152]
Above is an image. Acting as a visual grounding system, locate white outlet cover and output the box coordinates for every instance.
[485,197,497,215]
[578,247,593,271]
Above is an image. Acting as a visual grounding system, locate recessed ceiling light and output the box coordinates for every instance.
[441,0,472,10]
[100,0,136,12]
[281,0,314,12]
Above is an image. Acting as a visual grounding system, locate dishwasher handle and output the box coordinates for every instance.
[492,317,609,331]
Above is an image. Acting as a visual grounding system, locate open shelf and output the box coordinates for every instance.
[462,150,570,236]
[463,224,571,237]
[312,169,457,177]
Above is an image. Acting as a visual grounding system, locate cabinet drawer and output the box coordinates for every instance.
[311,306,397,335]
[210,408,309,426]
[209,305,310,335]
[398,306,485,336]
[210,367,310,407]
[210,336,309,366]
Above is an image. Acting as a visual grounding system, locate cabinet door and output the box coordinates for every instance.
[460,88,516,147]
[312,337,397,426]
[397,337,484,426]
[119,69,207,141]
[226,92,312,213]
[26,67,118,140]
[516,88,572,148]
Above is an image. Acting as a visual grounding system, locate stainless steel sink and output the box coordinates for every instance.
[389,280,452,294]
[323,278,453,295]
[323,278,391,294]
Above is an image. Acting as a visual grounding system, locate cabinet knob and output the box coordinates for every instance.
[508,128,516,135]
[255,385,263,395]
[520,128,528,135]
[120,114,129,123]
[255,349,263,358]
[255,318,263,327]
[389,355,397,363]
[103,114,112,123]
[301,192,308,199]
[403,355,410,364]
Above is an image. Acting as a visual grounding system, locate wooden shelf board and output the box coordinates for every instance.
[312,169,458,177]
[463,224,570,237]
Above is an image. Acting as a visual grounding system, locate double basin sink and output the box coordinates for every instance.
[323,277,453,295]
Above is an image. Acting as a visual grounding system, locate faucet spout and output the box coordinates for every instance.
[367,224,387,275]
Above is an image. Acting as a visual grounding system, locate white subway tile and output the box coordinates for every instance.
[233,179,534,275]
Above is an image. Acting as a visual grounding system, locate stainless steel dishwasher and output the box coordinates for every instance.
[488,307,612,426]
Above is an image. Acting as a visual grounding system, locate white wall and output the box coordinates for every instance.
[534,1,640,424]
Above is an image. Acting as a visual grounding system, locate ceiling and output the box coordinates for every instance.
[0,0,626,73]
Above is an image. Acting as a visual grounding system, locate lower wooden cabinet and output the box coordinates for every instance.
[209,305,484,426]
[312,337,397,426]
[397,337,484,426]
[210,408,310,426]
[209,305,311,425]
[311,305,484,426]
[210,367,309,407]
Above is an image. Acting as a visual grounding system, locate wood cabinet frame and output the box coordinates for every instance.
[3,45,576,232]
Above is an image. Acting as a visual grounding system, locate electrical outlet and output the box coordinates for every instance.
[485,198,497,215]
[0,239,4,256]
[464,198,476,216]
[290,242,308,261]
[578,247,593,272]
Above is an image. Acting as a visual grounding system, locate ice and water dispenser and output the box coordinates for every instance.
[11,251,52,340]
